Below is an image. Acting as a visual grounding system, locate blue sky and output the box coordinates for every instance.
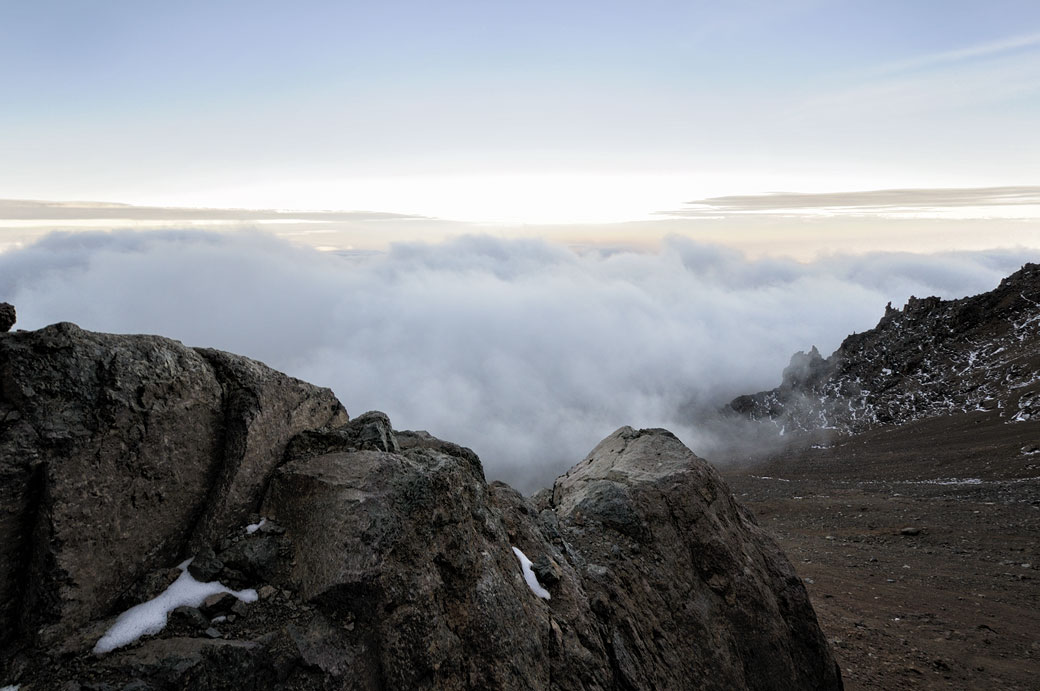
[3,0,1040,229]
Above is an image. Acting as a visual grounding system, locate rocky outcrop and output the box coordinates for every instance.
[0,323,347,651]
[0,302,14,332]
[1,324,840,690]
[730,263,1040,435]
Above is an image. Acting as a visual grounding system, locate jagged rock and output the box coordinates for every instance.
[780,345,831,391]
[0,302,14,332]
[286,409,400,458]
[549,427,841,689]
[0,323,347,650]
[1,326,840,690]
[256,419,840,690]
[217,532,283,585]
[730,263,1040,435]
[186,347,350,549]
[186,546,223,582]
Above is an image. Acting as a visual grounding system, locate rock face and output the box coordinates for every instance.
[1,324,841,690]
[0,323,347,651]
[730,263,1040,436]
[0,302,14,332]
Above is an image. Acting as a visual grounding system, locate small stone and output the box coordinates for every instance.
[258,584,278,600]
[204,627,222,639]
[200,592,238,616]
[899,527,921,536]
[187,546,224,581]
[531,555,562,586]
[168,605,208,631]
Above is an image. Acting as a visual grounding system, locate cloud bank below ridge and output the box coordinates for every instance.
[0,230,1032,490]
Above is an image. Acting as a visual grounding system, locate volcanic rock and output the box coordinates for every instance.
[0,323,841,690]
[257,420,840,689]
[0,323,346,649]
[0,302,14,332]
[729,262,1040,436]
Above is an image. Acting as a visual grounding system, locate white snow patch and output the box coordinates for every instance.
[92,560,257,654]
[511,546,551,600]
[901,477,983,486]
[245,518,267,534]
[750,475,791,482]
[2,684,20,690]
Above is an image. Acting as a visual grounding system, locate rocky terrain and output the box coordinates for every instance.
[730,263,1040,437]
[725,262,1040,689]
[0,322,841,690]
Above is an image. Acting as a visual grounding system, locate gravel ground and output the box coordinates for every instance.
[723,410,1040,690]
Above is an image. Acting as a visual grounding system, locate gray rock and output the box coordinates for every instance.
[186,347,349,549]
[0,327,840,690]
[186,546,223,582]
[259,422,841,690]
[0,302,14,332]
[199,592,238,617]
[0,323,346,649]
[218,533,282,585]
[167,606,208,632]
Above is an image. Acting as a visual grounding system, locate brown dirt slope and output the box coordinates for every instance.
[724,410,1040,690]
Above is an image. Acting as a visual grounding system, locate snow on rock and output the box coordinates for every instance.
[245,518,268,534]
[730,263,1040,437]
[1,684,20,690]
[92,560,257,654]
[511,546,551,600]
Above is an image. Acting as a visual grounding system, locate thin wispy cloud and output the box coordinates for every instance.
[0,199,432,223]
[787,32,1040,126]
[669,186,1040,217]
[874,31,1040,75]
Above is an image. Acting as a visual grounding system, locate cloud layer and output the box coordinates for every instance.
[674,186,1040,216]
[0,199,429,222]
[1,230,1032,490]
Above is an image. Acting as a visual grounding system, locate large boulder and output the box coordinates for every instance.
[548,427,841,689]
[0,323,346,649]
[0,325,839,690]
[255,419,841,690]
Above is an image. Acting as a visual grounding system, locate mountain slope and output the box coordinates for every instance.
[730,263,1040,437]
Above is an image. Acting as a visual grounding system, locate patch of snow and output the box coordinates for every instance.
[93,560,257,655]
[750,475,791,482]
[2,684,20,690]
[245,518,267,534]
[511,546,551,600]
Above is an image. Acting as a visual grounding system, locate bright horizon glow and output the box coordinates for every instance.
[1,1,1039,247]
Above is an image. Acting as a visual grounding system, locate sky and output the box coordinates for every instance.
[1,2,1039,487]
[2,0,1040,235]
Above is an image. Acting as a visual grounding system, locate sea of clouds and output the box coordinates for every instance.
[0,229,1032,490]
